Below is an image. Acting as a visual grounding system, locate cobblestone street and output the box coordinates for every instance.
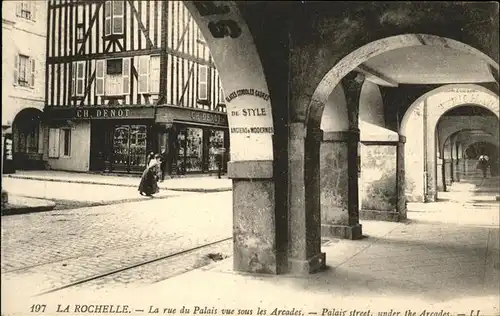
[1,185,233,296]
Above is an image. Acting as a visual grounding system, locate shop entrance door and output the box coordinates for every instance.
[112,124,148,173]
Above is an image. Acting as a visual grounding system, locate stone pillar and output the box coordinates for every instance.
[229,160,286,274]
[288,123,325,274]
[425,133,438,201]
[396,136,407,220]
[444,159,453,188]
[320,129,362,239]
[436,157,445,192]
[358,136,406,222]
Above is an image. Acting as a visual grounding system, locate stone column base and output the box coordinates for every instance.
[288,252,326,275]
[360,209,406,222]
[425,193,437,202]
[321,223,362,240]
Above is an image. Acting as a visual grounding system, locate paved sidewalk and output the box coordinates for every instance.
[1,195,56,216]
[6,170,232,192]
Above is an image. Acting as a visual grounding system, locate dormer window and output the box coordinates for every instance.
[104,1,124,37]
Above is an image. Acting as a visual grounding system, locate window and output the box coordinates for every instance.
[197,28,206,45]
[14,54,35,88]
[138,56,149,94]
[76,25,85,42]
[106,59,123,75]
[198,65,208,100]
[16,1,36,21]
[48,128,71,158]
[149,56,160,94]
[72,61,86,97]
[220,84,225,102]
[61,129,72,157]
[105,1,124,36]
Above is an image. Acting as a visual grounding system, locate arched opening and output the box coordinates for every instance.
[182,2,275,162]
[182,2,281,274]
[313,34,497,239]
[12,108,44,170]
[401,84,499,202]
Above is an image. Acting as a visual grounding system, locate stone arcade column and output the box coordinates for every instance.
[229,160,286,274]
[425,133,438,201]
[359,135,407,222]
[288,123,326,274]
[320,130,362,239]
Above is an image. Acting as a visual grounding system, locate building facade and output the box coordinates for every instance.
[44,0,229,175]
[2,1,47,172]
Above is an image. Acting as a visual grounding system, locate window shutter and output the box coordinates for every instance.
[48,128,60,158]
[149,56,160,94]
[76,61,85,96]
[104,1,112,36]
[30,58,35,87]
[198,65,208,100]
[95,59,105,96]
[113,1,124,34]
[138,56,149,94]
[13,54,19,86]
[122,58,130,95]
[72,62,76,96]
[16,2,22,17]
[31,2,36,21]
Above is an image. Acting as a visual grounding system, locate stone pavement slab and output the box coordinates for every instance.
[6,170,232,192]
[1,195,56,216]
[1,177,189,203]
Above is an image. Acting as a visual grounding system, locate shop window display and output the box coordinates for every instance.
[208,130,225,171]
[176,127,203,173]
[112,125,147,171]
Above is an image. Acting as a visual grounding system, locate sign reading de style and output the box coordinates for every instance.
[225,88,274,134]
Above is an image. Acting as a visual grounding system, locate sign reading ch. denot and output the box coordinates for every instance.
[76,108,130,118]
[46,107,156,120]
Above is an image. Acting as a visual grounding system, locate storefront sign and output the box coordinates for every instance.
[190,111,226,125]
[5,139,13,160]
[77,108,131,118]
[45,107,155,120]
[155,106,228,127]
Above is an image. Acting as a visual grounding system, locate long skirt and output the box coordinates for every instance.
[138,168,159,195]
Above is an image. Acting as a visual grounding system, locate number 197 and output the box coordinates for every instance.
[30,304,47,313]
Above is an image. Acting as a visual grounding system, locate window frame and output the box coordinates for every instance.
[61,128,72,158]
[104,1,124,37]
[17,1,35,21]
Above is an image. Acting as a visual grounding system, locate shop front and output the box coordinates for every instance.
[155,106,229,176]
[44,106,156,174]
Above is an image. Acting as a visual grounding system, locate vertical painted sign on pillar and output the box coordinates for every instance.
[188,1,274,161]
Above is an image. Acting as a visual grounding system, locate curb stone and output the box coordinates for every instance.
[6,175,232,193]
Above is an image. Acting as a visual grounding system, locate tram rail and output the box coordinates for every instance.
[35,237,232,296]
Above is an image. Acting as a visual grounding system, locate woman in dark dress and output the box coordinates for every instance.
[138,157,160,197]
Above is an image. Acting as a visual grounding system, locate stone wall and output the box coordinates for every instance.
[360,144,400,221]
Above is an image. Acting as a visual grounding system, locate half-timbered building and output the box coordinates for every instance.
[44,0,229,175]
